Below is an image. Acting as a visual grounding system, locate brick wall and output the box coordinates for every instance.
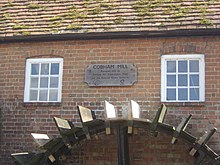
[62,131,195,165]
[1,36,220,164]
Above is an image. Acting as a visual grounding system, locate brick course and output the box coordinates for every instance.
[1,36,220,164]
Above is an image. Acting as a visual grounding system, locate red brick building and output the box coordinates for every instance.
[1,0,220,165]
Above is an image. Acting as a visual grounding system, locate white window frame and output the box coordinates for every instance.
[24,58,63,103]
[161,54,205,102]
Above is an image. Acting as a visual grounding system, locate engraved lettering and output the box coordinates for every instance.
[85,64,137,86]
[93,65,114,69]
[117,64,128,69]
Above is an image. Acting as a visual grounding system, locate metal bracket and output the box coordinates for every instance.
[127,120,133,134]
[105,120,111,134]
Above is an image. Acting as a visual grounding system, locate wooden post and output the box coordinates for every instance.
[172,114,192,144]
[189,128,217,156]
[150,104,167,136]
[116,125,130,165]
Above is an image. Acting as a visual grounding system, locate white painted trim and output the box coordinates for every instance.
[161,54,205,102]
[24,58,63,102]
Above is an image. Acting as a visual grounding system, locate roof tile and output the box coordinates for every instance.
[0,0,220,38]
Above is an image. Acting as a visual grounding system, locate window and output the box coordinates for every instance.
[24,58,63,102]
[161,55,205,102]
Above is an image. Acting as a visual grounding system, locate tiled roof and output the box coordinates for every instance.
[0,0,220,39]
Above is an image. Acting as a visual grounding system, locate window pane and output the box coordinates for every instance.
[50,77,59,88]
[30,77,38,88]
[31,64,39,75]
[178,88,188,100]
[167,88,176,100]
[51,63,59,75]
[190,60,199,72]
[167,75,176,86]
[190,74,199,86]
[162,55,204,102]
[178,60,187,72]
[178,74,187,86]
[41,64,49,75]
[190,88,199,100]
[25,58,63,103]
[167,61,176,73]
[49,90,58,101]
[30,90,38,101]
[40,77,49,88]
[39,90,48,101]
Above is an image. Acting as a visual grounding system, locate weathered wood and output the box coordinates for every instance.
[211,156,220,165]
[104,101,117,134]
[105,120,111,134]
[193,151,206,165]
[189,128,217,156]
[54,117,82,148]
[11,103,220,165]
[150,104,168,136]
[77,105,94,123]
[127,100,140,134]
[77,105,105,139]
[31,133,51,147]
[180,131,197,144]
[172,114,192,144]
[116,124,130,165]
[11,152,43,165]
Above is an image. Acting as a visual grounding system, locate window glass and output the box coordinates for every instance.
[167,61,176,73]
[24,58,63,102]
[39,90,48,101]
[30,77,38,88]
[190,88,199,100]
[50,77,59,88]
[40,77,49,88]
[178,60,187,72]
[167,89,176,100]
[51,63,59,75]
[178,88,188,100]
[30,90,38,101]
[190,60,199,72]
[31,64,39,75]
[167,75,176,86]
[190,75,199,86]
[161,55,204,102]
[41,63,49,75]
[49,90,58,101]
[178,74,187,86]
